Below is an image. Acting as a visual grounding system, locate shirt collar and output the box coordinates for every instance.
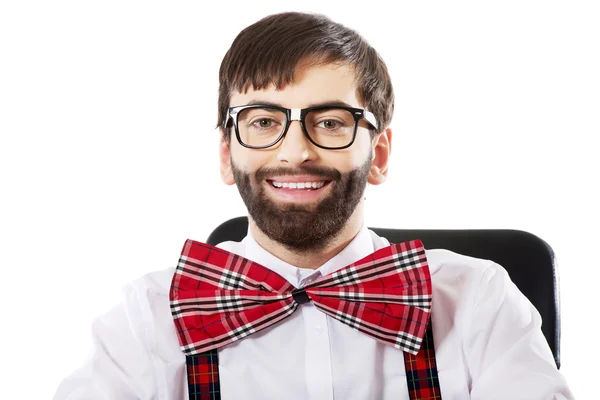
[243,224,375,288]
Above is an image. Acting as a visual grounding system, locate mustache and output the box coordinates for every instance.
[254,165,342,181]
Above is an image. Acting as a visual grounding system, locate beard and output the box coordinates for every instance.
[231,154,372,252]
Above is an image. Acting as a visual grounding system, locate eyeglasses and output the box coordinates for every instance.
[225,104,379,150]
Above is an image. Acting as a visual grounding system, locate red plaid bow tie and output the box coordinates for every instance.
[170,239,432,356]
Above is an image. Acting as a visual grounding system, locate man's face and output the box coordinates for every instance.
[221,63,383,252]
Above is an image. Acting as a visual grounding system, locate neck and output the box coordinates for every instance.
[248,203,365,270]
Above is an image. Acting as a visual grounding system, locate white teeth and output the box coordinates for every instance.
[270,181,326,189]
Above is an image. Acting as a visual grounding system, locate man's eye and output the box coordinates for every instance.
[254,119,274,128]
[318,120,341,129]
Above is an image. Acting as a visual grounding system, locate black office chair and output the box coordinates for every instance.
[207,216,561,368]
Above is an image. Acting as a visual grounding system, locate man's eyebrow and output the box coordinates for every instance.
[242,100,284,108]
[306,100,355,109]
[241,100,357,109]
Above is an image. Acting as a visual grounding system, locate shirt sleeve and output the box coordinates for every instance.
[467,262,574,399]
[53,285,156,400]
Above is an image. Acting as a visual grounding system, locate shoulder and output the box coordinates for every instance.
[425,248,497,311]
[426,248,495,278]
[425,248,515,311]
[425,248,516,299]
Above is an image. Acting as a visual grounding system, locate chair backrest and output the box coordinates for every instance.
[207,216,561,368]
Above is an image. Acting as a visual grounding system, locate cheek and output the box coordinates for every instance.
[230,144,272,172]
[354,133,376,164]
[323,152,368,175]
[332,141,373,171]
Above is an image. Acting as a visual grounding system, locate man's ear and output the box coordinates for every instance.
[219,134,235,185]
[368,127,392,185]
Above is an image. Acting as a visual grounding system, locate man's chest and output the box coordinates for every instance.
[155,303,470,399]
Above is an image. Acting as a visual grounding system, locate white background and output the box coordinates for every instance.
[1,1,598,398]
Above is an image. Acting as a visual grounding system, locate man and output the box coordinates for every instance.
[54,12,573,399]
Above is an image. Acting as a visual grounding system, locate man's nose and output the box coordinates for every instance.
[276,121,316,165]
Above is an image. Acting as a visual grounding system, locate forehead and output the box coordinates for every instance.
[229,63,361,108]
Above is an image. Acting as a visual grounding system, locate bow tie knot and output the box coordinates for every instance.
[292,287,311,304]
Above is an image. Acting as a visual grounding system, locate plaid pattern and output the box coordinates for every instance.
[404,321,441,399]
[186,351,220,400]
[170,238,432,356]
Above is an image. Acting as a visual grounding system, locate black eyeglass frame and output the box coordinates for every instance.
[225,104,379,150]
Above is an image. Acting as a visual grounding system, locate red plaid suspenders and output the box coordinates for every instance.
[404,321,442,399]
[183,321,441,400]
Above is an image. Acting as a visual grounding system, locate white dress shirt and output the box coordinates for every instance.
[54,225,573,399]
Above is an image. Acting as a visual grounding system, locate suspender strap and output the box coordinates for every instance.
[185,322,441,400]
[186,350,221,400]
[403,321,442,399]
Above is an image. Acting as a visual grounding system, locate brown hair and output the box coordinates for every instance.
[217,12,394,140]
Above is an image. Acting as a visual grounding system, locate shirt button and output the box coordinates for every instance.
[315,326,323,335]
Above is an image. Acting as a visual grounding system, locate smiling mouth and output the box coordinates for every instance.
[267,180,331,190]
